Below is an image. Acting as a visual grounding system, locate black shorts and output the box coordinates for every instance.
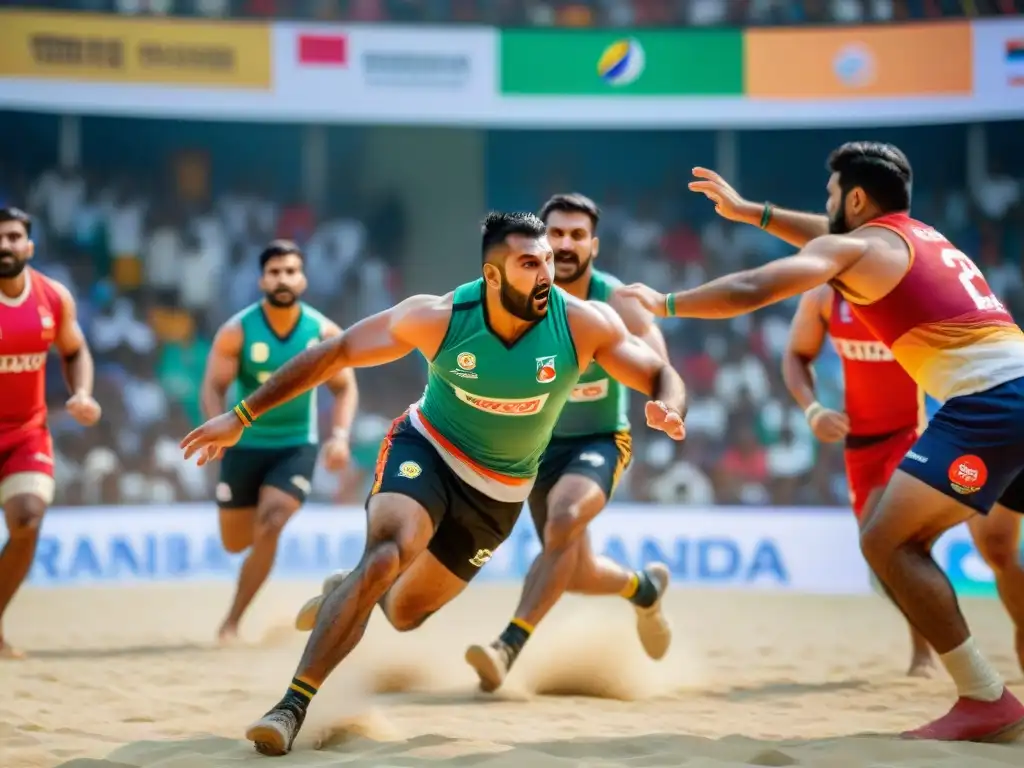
[369,415,524,582]
[528,431,631,541]
[216,444,319,509]
[997,469,1024,514]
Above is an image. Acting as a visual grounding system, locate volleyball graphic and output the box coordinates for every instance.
[597,38,646,87]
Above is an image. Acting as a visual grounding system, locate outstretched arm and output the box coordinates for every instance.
[689,167,828,248]
[621,235,869,320]
[320,321,359,438]
[585,303,686,439]
[201,323,242,420]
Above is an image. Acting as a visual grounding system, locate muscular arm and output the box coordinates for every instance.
[666,235,869,319]
[758,206,830,249]
[320,321,359,437]
[781,285,831,411]
[609,289,669,360]
[201,323,242,420]
[585,303,687,417]
[243,295,444,420]
[52,282,94,397]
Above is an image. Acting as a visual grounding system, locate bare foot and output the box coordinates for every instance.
[217,623,243,647]
[908,656,938,678]
[0,639,26,660]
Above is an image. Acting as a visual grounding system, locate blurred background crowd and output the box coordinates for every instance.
[2,0,1022,511]
[11,0,1024,23]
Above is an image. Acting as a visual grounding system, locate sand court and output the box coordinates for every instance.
[4,581,1024,767]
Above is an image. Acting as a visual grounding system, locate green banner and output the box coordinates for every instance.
[500,30,743,96]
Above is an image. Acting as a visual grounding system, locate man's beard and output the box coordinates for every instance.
[500,278,550,322]
[0,251,26,279]
[554,250,592,284]
[828,192,851,234]
[265,288,297,307]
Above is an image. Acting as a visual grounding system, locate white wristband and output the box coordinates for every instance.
[804,402,825,423]
[332,428,350,441]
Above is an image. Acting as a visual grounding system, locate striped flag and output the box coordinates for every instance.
[298,34,347,66]
[1007,39,1024,87]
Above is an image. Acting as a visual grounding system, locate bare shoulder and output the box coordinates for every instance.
[394,292,454,326]
[212,315,244,353]
[566,294,624,346]
[855,225,909,254]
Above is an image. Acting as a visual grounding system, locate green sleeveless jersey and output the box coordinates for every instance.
[416,279,579,486]
[231,302,327,449]
[552,269,630,437]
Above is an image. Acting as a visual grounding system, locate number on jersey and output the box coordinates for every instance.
[941,248,1005,312]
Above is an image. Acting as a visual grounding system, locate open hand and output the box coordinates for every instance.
[689,167,758,224]
[180,412,245,466]
[619,283,669,318]
[645,400,685,441]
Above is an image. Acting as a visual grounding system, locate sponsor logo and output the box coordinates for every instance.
[451,350,478,379]
[838,299,852,323]
[831,338,895,362]
[948,454,988,495]
[597,38,646,87]
[453,386,549,416]
[578,451,605,467]
[536,355,557,383]
[0,352,47,373]
[290,475,312,495]
[469,548,492,568]
[215,483,232,502]
[362,51,470,88]
[250,342,270,363]
[1006,38,1024,87]
[569,378,609,403]
[298,33,346,67]
[904,450,929,464]
[257,371,271,383]
[32,452,54,465]
[398,461,422,479]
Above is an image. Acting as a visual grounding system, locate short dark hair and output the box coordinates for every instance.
[481,211,547,261]
[0,207,32,237]
[259,239,302,270]
[827,142,912,214]
[539,192,600,233]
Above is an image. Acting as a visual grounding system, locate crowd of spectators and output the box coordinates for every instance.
[10,0,1022,24]
[4,117,1022,511]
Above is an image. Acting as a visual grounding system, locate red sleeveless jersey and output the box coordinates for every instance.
[827,290,922,436]
[844,212,1024,402]
[0,268,64,439]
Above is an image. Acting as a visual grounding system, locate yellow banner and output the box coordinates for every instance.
[0,10,271,89]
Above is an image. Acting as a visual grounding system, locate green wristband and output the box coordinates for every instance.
[665,293,677,317]
[760,202,773,229]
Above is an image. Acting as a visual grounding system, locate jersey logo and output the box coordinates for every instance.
[0,353,47,374]
[453,386,550,416]
[290,475,312,495]
[250,342,270,363]
[569,378,609,403]
[216,483,233,503]
[948,454,987,495]
[536,355,557,383]
[451,351,478,379]
[398,461,422,479]
[578,451,605,467]
[469,548,492,568]
[838,300,852,324]
[831,338,895,362]
[257,371,271,383]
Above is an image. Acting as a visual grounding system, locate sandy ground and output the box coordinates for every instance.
[4,581,1024,768]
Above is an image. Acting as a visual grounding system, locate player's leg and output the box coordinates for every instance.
[859,486,936,677]
[968,472,1024,672]
[215,447,262,555]
[219,445,317,641]
[243,415,449,755]
[860,401,1024,740]
[0,473,52,659]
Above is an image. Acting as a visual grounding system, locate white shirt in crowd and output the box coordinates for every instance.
[29,169,85,238]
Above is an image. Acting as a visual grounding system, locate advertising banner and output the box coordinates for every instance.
[744,22,972,99]
[0,10,271,89]
[973,19,1024,107]
[500,30,742,96]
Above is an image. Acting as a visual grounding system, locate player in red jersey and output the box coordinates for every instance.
[0,208,101,658]
[621,143,1024,742]
[784,283,1024,677]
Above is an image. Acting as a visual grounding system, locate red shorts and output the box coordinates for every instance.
[844,426,919,519]
[0,427,55,505]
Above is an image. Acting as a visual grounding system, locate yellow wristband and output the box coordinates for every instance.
[233,403,253,428]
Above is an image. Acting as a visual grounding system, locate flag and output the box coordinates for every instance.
[1006,39,1024,87]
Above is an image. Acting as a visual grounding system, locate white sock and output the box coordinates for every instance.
[939,637,1004,702]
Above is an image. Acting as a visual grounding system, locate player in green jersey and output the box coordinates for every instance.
[181,212,687,756]
[465,193,674,692]
[199,240,358,644]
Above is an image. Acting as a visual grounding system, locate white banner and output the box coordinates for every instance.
[973,19,1024,107]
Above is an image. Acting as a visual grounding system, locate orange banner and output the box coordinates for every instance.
[745,22,972,99]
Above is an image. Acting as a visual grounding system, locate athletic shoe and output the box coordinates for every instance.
[294,570,350,632]
[245,704,305,756]
[635,562,672,660]
[902,688,1024,742]
[465,640,514,693]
